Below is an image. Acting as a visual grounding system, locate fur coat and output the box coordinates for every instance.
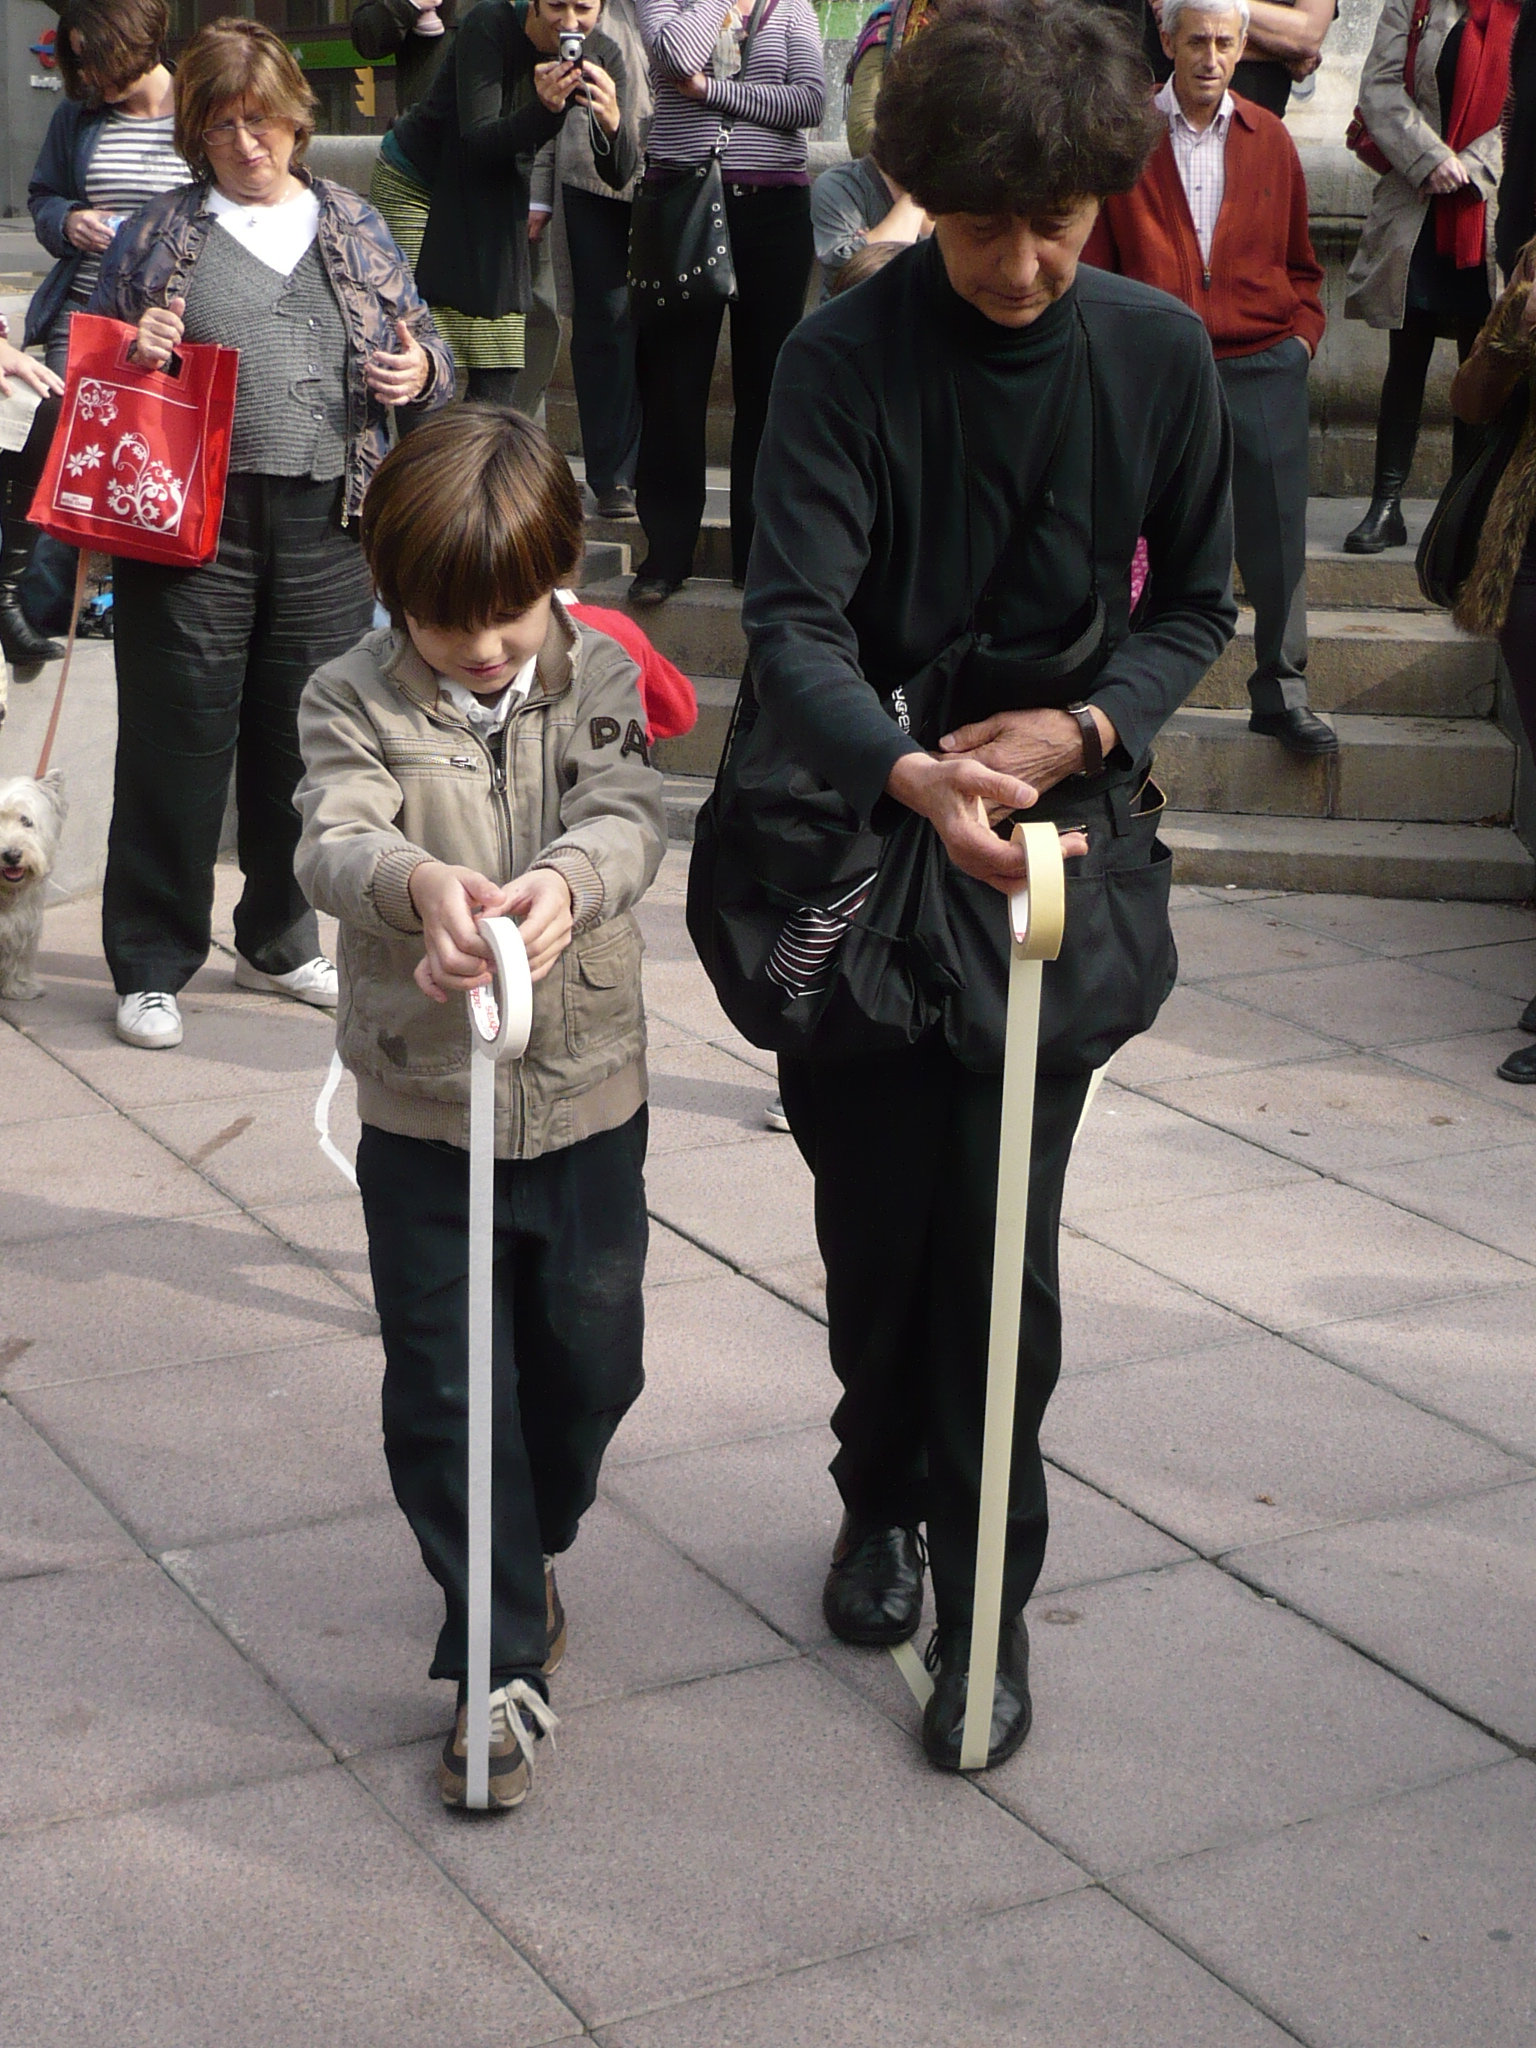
[1454,270,1536,635]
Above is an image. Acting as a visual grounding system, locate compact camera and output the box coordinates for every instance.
[558,29,585,62]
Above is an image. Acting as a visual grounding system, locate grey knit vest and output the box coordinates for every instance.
[183,228,348,480]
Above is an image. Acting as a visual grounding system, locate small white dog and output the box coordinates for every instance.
[0,771,66,1000]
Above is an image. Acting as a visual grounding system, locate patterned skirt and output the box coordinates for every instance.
[369,152,526,372]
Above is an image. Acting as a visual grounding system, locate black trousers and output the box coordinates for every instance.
[1218,339,1312,715]
[103,473,373,995]
[634,181,814,583]
[778,1037,1091,1631]
[356,1113,648,1690]
[563,184,640,496]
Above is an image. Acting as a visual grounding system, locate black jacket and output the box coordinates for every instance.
[742,238,1236,825]
[401,0,636,318]
[351,0,461,113]
[1499,0,1536,274]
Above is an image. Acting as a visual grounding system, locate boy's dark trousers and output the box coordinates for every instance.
[356,1111,648,1692]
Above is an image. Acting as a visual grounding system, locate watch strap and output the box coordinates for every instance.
[1068,702,1102,778]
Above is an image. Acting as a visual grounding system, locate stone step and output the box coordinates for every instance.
[1155,709,1514,825]
[653,675,737,779]
[1162,811,1534,900]
[585,577,1497,721]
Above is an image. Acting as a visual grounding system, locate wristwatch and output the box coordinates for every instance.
[1067,702,1102,778]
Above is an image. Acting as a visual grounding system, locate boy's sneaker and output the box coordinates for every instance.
[232,954,338,1008]
[544,1555,567,1676]
[764,1094,791,1134]
[116,991,183,1049]
[438,1679,558,1810]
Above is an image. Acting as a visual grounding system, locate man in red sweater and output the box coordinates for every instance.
[1085,0,1332,754]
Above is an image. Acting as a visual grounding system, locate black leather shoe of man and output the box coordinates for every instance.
[628,573,683,608]
[1497,1041,1536,1084]
[1249,706,1340,755]
[822,1513,925,1646]
[921,1615,1032,1772]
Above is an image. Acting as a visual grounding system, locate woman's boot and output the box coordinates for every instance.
[0,462,64,675]
[1343,406,1419,555]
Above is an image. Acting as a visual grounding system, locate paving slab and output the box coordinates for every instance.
[0,1559,324,1831]
[1261,892,1536,957]
[1351,1139,1536,1262]
[136,1083,360,1209]
[1105,984,1344,1088]
[1043,1333,1528,1555]
[0,1397,139,1579]
[644,1132,817,1274]
[0,1770,580,2048]
[1170,900,1371,983]
[1062,1084,1314,1220]
[642,1218,723,1287]
[0,1108,232,1245]
[1213,954,1526,1047]
[646,1040,782,1157]
[355,1659,1086,2026]
[749,1249,827,1319]
[1416,936,1536,1000]
[1080,1176,1529,1331]
[1058,1231,1253,1374]
[597,1886,1294,2048]
[1147,1049,1536,1175]
[641,956,778,1076]
[607,1272,837,1463]
[1388,1027,1536,1120]
[0,1020,104,1125]
[1230,1479,1536,1745]
[14,1334,392,1551]
[250,1192,376,1307]
[981,1561,1503,1877]
[0,1209,373,1390]
[1305,1285,1536,1456]
[1118,1760,1536,2048]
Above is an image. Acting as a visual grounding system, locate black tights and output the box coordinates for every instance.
[1373,310,1485,489]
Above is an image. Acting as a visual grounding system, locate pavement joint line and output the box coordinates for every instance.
[0,1755,342,1850]
[1,1323,379,1396]
[603,1414,833,1472]
[643,1206,832,1325]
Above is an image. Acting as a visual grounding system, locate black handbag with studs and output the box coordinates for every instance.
[627,0,777,317]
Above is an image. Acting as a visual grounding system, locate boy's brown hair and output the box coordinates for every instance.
[57,0,168,102]
[362,407,584,631]
[174,19,318,180]
[831,239,907,298]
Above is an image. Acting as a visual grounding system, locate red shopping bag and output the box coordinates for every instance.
[28,312,238,567]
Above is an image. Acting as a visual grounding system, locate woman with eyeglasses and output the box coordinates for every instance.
[85,17,454,1052]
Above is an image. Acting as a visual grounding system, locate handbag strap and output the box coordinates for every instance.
[33,549,90,781]
[711,0,782,155]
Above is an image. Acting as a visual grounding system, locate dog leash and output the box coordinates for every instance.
[462,915,533,1807]
[32,549,90,781]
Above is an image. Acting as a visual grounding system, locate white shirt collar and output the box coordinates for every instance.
[437,655,538,732]
[1156,74,1235,136]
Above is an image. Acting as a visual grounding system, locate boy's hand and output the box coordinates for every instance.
[505,866,575,982]
[409,861,503,1002]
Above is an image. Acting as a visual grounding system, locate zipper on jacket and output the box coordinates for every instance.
[469,724,514,876]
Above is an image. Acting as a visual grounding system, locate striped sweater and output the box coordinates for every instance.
[638,0,825,181]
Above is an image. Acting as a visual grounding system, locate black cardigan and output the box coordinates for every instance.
[403,0,637,319]
[1499,0,1536,275]
[742,237,1236,827]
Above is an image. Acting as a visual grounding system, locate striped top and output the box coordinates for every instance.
[1155,76,1233,271]
[73,111,186,301]
[638,0,825,182]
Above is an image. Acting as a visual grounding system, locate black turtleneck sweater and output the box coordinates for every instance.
[742,234,1236,826]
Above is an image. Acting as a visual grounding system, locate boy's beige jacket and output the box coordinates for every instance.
[294,602,667,1159]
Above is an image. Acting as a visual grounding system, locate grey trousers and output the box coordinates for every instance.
[1218,337,1312,715]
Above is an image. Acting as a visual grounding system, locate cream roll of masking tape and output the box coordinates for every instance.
[466,914,534,1062]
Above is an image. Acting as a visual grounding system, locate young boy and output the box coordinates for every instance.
[294,407,667,1809]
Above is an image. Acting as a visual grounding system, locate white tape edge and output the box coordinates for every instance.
[314,1050,358,1190]
[468,914,534,1063]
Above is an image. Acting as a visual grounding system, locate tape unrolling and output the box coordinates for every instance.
[465,915,533,1808]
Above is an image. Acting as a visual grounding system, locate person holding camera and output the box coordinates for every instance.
[395,0,638,409]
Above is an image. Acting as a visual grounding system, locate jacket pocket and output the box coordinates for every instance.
[563,917,644,1058]
[379,735,483,780]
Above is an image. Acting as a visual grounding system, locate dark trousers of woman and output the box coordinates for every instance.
[635,182,814,584]
[778,1036,1091,1632]
[104,473,373,995]
[356,1113,649,1692]
[563,184,641,497]
[1370,309,1486,495]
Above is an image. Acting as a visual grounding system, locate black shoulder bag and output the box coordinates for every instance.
[1416,383,1530,609]
[627,0,778,315]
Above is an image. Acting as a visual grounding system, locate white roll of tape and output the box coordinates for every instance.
[466,914,534,1062]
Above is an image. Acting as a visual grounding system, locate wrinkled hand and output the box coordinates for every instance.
[0,339,64,402]
[1422,154,1472,198]
[677,70,711,100]
[575,59,621,136]
[536,57,584,112]
[940,705,1117,798]
[65,207,118,254]
[365,317,431,406]
[131,295,185,371]
[1288,48,1322,79]
[885,752,1040,891]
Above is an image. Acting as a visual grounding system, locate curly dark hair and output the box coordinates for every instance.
[874,0,1161,216]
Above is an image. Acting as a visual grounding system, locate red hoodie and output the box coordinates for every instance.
[1083,95,1325,362]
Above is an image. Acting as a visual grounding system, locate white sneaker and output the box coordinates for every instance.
[232,954,338,1008]
[764,1093,791,1134]
[116,991,183,1049]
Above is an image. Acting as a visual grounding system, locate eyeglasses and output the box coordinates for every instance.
[201,114,279,144]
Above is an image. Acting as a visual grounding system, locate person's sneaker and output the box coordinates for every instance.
[595,484,637,519]
[438,1679,558,1810]
[233,954,338,1008]
[764,1094,791,1134]
[544,1555,567,1676]
[115,991,183,1049]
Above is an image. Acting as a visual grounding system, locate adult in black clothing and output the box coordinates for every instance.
[396,0,637,407]
[715,0,1234,1771]
[1497,0,1536,273]
[351,0,461,113]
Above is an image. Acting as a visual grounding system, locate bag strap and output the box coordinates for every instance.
[33,549,90,782]
[712,0,782,153]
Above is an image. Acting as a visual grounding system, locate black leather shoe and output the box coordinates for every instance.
[822,1514,925,1646]
[1342,495,1408,554]
[628,573,683,608]
[1519,994,1536,1034]
[1249,706,1339,755]
[1497,1041,1536,1084]
[921,1616,1032,1772]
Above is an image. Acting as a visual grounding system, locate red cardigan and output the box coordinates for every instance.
[1083,97,1325,362]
